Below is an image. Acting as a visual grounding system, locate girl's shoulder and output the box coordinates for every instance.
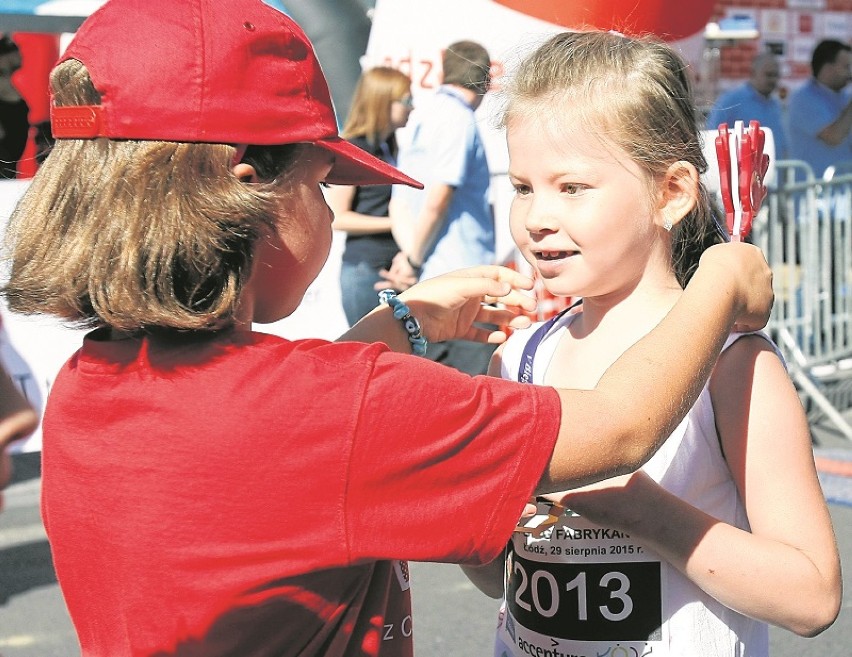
[711,330,789,411]
[722,329,782,360]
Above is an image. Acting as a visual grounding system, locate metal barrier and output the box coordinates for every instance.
[750,160,852,439]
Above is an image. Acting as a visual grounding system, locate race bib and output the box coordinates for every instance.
[497,501,667,657]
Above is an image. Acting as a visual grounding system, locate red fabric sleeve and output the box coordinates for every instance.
[344,349,562,566]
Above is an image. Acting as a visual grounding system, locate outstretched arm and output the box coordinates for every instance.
[344,241,774,497]
[538,241,773,493]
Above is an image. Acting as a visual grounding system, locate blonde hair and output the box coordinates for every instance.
[503,31,724,286]
[2,59,303,332]
[341,66,411,148]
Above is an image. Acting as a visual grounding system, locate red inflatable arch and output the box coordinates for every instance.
[492,0,715,41]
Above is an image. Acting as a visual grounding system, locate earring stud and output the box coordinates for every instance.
[663,218,673,232]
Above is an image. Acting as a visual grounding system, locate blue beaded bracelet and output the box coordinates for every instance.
[378,289,428,356]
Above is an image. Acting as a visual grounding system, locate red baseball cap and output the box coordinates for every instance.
[50,0,422,189]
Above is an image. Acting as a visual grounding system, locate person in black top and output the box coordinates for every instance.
[0,35,29,180]
[327,66,415,326]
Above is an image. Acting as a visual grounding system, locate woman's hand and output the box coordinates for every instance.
[375,251,418,292]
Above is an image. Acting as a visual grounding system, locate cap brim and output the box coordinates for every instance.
[315,137,423,189]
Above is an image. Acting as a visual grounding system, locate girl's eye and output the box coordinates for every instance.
[562,183,584,195]
[512,183,531,196]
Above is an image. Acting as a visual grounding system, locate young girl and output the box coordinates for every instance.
[0,3,774,655]
[327,67,416,326]
[463,31,841,657]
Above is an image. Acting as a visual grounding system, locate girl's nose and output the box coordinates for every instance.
[521,198,561,236]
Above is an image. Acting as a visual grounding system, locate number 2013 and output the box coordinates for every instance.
[513,561,633,621]
[507,554,662,640]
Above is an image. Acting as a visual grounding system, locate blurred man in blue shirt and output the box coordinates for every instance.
[787,40,852,178]
[389,41,496,375]
[707,52,788,160]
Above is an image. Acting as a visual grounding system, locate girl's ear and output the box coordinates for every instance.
[232,162,258,183]
[658,161,698,230]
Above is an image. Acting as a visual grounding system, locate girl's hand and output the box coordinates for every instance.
[398,265,537,344]
[543,471,656,529]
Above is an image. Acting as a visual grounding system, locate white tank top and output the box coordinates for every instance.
[494,311,770,657]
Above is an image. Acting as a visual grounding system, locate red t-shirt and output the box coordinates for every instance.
[41,330,561,656]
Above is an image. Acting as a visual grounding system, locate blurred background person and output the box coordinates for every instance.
[0,34,29,179]
[706,51,788,159]
[389,40,496,375]
[326,66,415,326]
[0,311,39,503]
[787,39,852,178]
[0,354,38,511]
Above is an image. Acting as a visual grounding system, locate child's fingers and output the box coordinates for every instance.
[482,289,538,313]
[506,314,533,330]
[492,265,535,291]
[453,279,537,312]
[450,265,535,291]
[460,324,501,344]
[485,329,511,345]
[463,320,531,345]
[475,304,533,330]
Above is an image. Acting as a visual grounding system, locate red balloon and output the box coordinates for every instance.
[492,0,714,41]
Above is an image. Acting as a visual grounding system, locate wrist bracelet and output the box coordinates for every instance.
[378,289,428,356]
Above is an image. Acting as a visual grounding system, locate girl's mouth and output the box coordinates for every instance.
[532,249,578,278]
[534,250,576,261]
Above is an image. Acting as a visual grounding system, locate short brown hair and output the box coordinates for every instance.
[2,59,303,332]
[442,41,491,95]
